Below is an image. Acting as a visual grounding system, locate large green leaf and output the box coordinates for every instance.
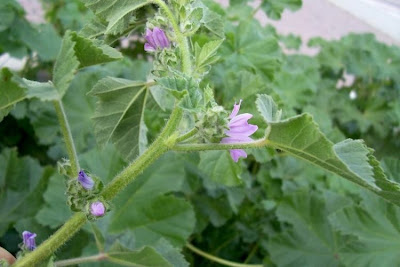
[81,0,149,34]
[0,68,26,121]
[109,153,195,247]
[89,77,148,161]
[0,148,52,235]
[220,20,282,80]
[35,173,72,229]
[263,109,400,206]
[199,151,242,186]
[329,192,400,267]
[268,192,350,267]
[53,31,122,98]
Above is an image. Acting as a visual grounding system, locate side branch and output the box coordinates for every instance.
[53,100,80,177]
[186,243,263,267]
[173,138,269,152]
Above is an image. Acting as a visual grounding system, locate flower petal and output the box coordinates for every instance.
[229,113,253,127]
[229,99,242,119]
[230,149,247,162]
[226,123,258,137]
[221,136,253,143]
[144,43,156,52]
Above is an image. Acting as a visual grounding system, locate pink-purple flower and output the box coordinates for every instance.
[144,27,170,52]
[221,100,258,162]
[22,231,36,251]
[78,170,94,190]
[90,201,105,217]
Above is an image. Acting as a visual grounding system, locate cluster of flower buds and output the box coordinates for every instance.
[66,170,108,219]
[196,105,229,143]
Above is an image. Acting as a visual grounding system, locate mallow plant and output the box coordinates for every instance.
[0,0,399,266]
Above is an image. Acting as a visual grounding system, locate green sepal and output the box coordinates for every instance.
[66,171,104,212]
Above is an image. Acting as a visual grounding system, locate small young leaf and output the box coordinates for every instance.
[195,39,223,71]
[256,94,282,123]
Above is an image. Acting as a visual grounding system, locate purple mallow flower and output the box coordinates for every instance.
[90,201,105,217]
[144,27,170,52]
[221,100,258,162]
[22,231,37,251]
[78,170,94,190]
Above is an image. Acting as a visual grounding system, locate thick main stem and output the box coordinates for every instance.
[15,2,192,266]
[14,213,87,267]
[14,107,183,267]
[53,100,80,177]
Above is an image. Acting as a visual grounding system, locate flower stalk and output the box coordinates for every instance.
[53,100,80,177]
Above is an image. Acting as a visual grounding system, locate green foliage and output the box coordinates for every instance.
[199,151,242,186]
[109,153,195,247]
[0,0,399,266]
[89,77,148,161]
[80,0,149,34]
[261,0,302,20]
[268,192,350,267]
[0,148,53,235]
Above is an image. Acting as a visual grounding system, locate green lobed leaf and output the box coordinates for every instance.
[261,0,302,20]
[268,192,350,267]
[157,76,202,112]
[329,192,400,267]
[194,39,223,75]
[260,98,400,206]
[199,151,242,186]
[0,68,26,120]
[109,153,195,247]
[80,0,149,35]
[89,77,148,161]
[219,20,282,80]
[35,173,72,229]
[14,21,62,61]
[53,31,122,98]
[53,31,80,98]
[0,148,52,235]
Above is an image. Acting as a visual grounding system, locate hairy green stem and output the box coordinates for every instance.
[14,107,183,267]
[14,213,87,267]
[152,0,192,74]
[186,243,263,267]
[55,253,107,266]
[53,100,80,177]
[15,2,192,265]
[174,138,269,151]
[176,128,199,143]
[101,107,183,200]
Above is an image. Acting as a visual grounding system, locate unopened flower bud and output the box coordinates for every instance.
[144,27,170,52]
[78,170,94,190]
[22,231,36,251]
[90,201,105,217]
